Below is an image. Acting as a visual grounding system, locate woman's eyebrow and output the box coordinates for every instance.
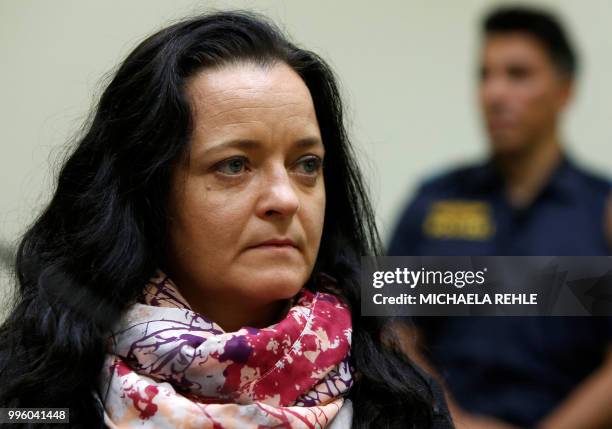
[200,136,323,158]
[200,139,260,157]
[294,136,324,149]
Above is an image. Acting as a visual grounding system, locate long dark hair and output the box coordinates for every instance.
[0,11,439,428]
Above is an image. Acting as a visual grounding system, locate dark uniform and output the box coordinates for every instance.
[388,155,612,427]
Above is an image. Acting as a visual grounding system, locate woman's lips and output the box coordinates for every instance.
[248,238,299,251]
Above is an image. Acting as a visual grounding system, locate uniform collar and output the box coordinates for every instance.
[468,152,578,204]
[545,154,579,201]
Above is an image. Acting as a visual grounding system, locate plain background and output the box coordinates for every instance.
[1,0,610,299]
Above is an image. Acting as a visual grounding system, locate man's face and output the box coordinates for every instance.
[479,32,572,155]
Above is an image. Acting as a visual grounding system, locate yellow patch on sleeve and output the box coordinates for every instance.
[423,200,495,240]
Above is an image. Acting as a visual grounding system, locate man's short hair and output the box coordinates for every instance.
[483,6,578,78]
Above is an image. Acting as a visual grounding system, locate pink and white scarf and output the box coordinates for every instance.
[98,271,354,428]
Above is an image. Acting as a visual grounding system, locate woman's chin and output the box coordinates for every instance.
[239,270,309,300]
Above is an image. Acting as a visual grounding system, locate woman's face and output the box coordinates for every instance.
[166,61,325,313]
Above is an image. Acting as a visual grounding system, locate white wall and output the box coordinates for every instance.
[1,0,610,294]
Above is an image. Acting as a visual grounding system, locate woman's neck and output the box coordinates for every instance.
[173,282,290,332]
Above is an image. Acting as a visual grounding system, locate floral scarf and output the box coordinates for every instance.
[98,271,354,428]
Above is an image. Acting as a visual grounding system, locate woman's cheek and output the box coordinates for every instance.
[304,191,326,261]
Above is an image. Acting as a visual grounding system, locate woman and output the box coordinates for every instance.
[0,11,453,429]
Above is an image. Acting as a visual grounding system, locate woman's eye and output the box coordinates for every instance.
[295,156,322,175]
[216,157,247,175]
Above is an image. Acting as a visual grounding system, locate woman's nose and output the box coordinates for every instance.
[255,167,300,219]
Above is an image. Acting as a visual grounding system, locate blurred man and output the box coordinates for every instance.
[389,7,612,429]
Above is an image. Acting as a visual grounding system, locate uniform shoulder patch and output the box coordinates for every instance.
[423,199,494,240]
